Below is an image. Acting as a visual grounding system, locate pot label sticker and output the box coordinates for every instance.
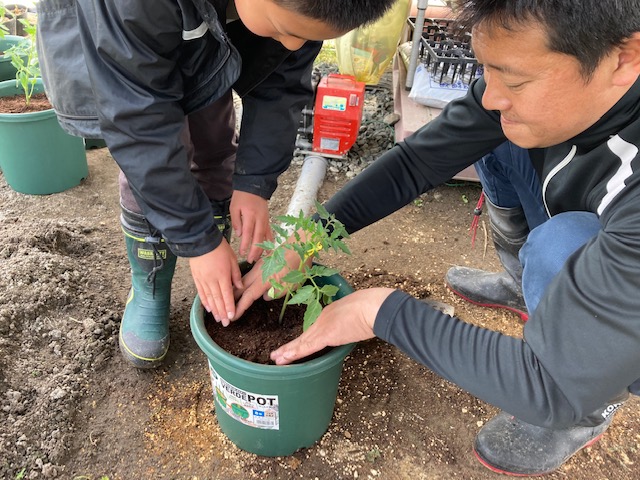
[208,363,279,430]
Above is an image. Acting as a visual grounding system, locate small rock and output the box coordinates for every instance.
[383,113,400,126]
[50,388,67,400]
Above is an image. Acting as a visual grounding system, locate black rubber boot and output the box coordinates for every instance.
[446,198,529,321]
[474,391,628,476]
[119,207,177,369]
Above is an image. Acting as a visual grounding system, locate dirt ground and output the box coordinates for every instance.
[2,144,640,479]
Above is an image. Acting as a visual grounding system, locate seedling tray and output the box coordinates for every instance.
[407,17,481,86]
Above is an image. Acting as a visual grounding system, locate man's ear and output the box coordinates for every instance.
[612,32,640,87]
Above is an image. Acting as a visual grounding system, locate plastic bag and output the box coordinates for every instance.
[408,62,472,108]
[335,0,411,85]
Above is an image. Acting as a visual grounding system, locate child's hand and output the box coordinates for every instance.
[189,240,243,326]
[230,191,273,263]
[234,246,308,320]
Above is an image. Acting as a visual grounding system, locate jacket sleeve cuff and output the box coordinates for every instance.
[165,226,223,258]
[232,174,278,199]
[373,290,412,341]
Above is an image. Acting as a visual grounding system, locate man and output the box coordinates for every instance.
[37,0,394,368]
[237,0,640,475]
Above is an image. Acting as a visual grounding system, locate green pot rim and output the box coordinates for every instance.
[190,279,355,378]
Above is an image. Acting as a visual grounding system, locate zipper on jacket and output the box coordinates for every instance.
[541,145,577,217]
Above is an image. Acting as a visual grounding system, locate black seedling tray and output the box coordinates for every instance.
[407,17,481,86]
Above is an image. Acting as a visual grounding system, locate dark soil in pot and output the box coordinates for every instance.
[0,92,50,113]
[205,297,329,364]
[205,268,435,365]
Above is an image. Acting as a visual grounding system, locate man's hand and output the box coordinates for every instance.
[189,240,243,326]
[230,191,273,263]
[270,288,396,365]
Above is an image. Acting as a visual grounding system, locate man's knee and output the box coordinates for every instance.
[521,212,600,272]
[520,212,600,311]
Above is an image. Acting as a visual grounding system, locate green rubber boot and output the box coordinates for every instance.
[119,208,177,368]
[211,198,232,242]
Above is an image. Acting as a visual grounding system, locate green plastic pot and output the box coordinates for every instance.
[190,271,355,457]
[0,79,88,194]
[0,35,27,81]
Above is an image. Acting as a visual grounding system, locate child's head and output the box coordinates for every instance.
[235,0,396,51]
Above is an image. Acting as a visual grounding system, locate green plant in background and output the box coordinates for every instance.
[258,201,351,330]
[314,40,338,65]
[4,19,39,105]
[0,5,8,38]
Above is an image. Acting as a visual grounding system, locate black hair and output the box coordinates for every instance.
[272,0,397,32]
[454,0,640,79]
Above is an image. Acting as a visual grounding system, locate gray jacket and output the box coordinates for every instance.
[37,0,321,256]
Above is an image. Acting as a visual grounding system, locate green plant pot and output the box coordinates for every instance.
[0,79,88,194]
[0,35,26,81]
[190,271,355,457]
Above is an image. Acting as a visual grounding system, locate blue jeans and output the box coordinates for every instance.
[474,142,600,312]
[474,141,548,230]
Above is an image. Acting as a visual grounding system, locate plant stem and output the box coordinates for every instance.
[277,258,307,323]
[278,291,291,323]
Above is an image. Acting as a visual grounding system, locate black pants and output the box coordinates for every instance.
[119,91,237,213]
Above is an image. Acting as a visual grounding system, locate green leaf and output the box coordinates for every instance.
[334,240,351,255]
[303,300,322,331]
[256,240,275,250]
[315,201,330,219]
[322,293,334,306]
[269,278,285,289]
[319,284,339,297]
[308,265,338,278]
[291,243,307,259]
[272,224,289,239]
[276,214,300,225]
[281,269,306,284]
[287,285,315,305]
[261,250,286,281]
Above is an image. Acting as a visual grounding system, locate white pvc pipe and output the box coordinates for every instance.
[285,155,328,217]
[405,0,429,90]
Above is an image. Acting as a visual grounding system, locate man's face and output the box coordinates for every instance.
[473,21,620,148]
[235,0,346,51]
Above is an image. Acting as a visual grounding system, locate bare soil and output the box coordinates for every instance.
[0,92,51,113]
[1,147,639,480]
